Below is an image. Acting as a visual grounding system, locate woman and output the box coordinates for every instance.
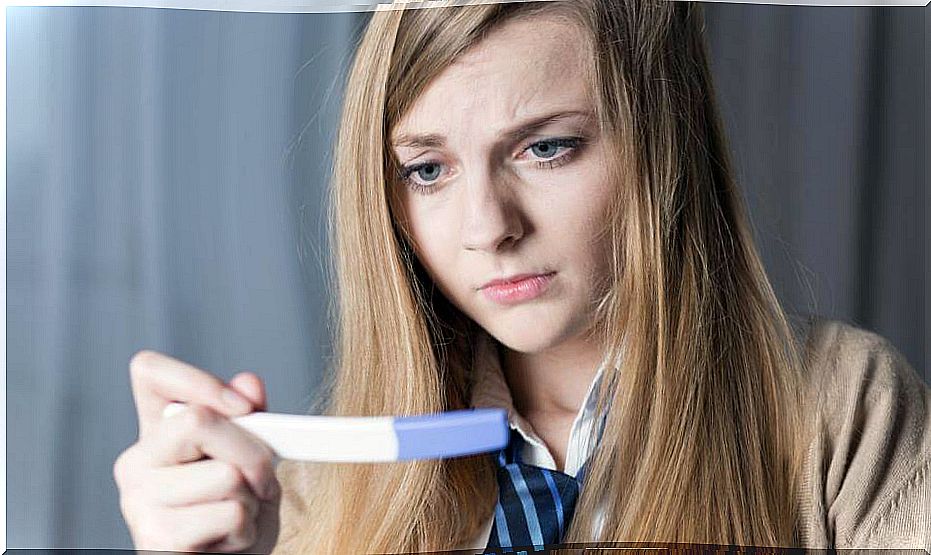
[114,0,931,553]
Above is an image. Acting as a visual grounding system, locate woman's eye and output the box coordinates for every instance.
[414,163,441,182]
[529,141,561,159]
[400,161,445,194]
[524,138,582,163]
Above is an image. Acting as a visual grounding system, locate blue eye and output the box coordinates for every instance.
[399,161,443,183]
[399,161,445,195]
[413,163,441,182]
[529,140,563,159]
[524,137,583,168]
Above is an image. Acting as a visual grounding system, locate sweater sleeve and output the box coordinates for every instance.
[269,459,323,554]
[799,319,931,551]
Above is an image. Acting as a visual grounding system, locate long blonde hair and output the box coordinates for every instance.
[274,1,812,552]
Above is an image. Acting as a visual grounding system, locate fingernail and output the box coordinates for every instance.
[222,388,252,413]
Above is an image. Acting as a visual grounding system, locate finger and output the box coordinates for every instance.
[228,372,266,412]
[154,500,257,553]
[204,520,259,554]
[128,350,255,439]
[146,459,261,517]
[144,405,278,500]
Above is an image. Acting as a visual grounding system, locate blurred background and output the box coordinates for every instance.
[6,3,928,549]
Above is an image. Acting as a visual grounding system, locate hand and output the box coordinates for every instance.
[113,350,281,554]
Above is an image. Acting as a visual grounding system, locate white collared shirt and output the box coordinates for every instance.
[460,331,612,550]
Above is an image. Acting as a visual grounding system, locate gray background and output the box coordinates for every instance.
[6,4,928,549]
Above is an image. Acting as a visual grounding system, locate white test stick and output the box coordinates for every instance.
[162,402,509,463]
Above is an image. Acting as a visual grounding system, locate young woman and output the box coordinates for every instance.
[114,0,930,553]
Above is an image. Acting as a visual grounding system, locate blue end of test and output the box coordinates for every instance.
[393,408,509,460]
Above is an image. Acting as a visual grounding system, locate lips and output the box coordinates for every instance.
[479,272,556,305]
[480,272,555,290]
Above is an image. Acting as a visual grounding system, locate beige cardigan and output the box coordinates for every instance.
[273,320,931,552]
[794,320,930,550]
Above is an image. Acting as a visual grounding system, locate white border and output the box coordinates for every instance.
[2,3,7,551]
[0,0,926,551]
[2,0,928,11]
[2,0,560,13]
[675,0,928,5]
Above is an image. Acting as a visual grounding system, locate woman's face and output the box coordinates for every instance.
[390,15,614,354]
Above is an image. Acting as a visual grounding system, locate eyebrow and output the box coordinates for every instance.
[391,110,596,149]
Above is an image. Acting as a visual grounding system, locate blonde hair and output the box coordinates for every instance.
[274,1,812,552]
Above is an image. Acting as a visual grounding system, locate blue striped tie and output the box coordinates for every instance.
[484,428,592,553]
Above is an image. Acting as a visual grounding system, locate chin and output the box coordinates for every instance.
[482,322,566,354]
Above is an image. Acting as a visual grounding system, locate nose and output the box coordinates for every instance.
[460,167,524,253]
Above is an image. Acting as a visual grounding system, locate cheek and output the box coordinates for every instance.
[555,177,615,282]
[553,166,613,234]
[394,191,433,251]
[402,202,461,292]
[391,193,441,284]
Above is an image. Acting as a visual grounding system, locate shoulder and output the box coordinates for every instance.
[801,318,928,420]
[797,318,931,550]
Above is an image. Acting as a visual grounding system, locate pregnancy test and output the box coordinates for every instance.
[162,402,509,463]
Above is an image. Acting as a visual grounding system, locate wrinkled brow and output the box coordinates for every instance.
[391,110,596,149]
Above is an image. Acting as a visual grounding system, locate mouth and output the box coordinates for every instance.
[479,272,556,305]
[480,271,555,289]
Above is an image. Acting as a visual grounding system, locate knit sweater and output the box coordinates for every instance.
[793,319,930,550]
[273,319,931,553]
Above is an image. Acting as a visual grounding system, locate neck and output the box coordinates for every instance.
[499,333,605,418]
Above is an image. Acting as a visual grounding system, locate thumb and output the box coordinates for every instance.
[227,372,267,412]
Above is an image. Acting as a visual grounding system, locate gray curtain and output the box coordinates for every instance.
[703,4,928,381]
[7,7,365,548]
[6,4,927,550]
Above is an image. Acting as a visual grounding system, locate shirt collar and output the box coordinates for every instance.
[469,329,613,450]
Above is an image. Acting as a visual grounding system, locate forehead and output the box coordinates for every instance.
[391,15,593,141]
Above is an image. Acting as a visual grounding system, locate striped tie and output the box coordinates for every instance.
[484,429,593,553]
